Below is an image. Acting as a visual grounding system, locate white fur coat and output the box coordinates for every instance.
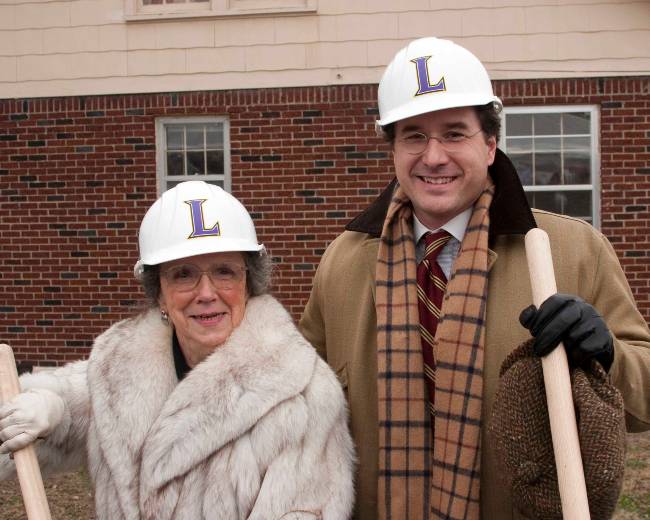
[0,295,355,520]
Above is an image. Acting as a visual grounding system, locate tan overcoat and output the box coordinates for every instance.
[299,150,650,520]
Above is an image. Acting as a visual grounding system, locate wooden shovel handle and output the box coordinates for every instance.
[525,229,590,519]
[0,344,52,520]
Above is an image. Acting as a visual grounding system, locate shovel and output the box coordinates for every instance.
[525,229,591,519]
[0,344,53,520]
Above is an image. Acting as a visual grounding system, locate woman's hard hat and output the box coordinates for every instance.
[377,37,502,127]
[134,181,264,278]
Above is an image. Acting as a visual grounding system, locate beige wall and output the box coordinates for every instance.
[0,0,648,99]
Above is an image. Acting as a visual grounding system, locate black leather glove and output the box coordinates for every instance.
[519,293,614,372]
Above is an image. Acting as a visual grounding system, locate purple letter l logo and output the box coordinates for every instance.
[185,199,221,238]
[411,56,446,96]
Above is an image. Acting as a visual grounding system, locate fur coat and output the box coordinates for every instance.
[1,295,355,520]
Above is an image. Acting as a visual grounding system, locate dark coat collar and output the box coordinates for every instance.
[345,148,537,243]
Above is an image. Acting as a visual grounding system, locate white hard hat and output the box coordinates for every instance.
[134,181,264,278]
[377,37,502,127]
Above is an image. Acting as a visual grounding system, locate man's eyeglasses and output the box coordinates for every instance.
[162,263,247,292]
[396,129,483,155]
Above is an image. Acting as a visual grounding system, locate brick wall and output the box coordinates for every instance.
[495,77,650,318]
[1,77,648,367]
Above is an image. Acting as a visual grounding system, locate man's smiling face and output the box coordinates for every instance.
[392,106,497,230]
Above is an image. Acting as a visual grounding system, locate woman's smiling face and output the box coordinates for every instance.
[158,251,247,367]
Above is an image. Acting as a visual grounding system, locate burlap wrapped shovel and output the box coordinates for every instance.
[487,339,626,520]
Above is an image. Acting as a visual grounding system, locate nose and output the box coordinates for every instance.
[420,136,450,167]
[194,272,219,300]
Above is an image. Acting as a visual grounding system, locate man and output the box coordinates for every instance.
[299,37,650,519]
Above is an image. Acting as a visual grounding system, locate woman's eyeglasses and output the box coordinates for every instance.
[162,263,247,292]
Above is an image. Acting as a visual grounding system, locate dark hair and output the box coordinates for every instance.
[140,251,273,306]
[475,102,502,143]
[380,102,502,144]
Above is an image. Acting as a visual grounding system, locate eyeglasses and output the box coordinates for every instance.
[161,263,247,292]
[396,129,483,155]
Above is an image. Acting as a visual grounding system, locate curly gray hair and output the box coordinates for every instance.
[141,251,273,306]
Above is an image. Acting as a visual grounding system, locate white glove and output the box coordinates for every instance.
[0,388,65,454]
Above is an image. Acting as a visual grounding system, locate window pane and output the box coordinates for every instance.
[563,112,590,134]
[207,180,224,189]
[536,137,560,152]
[206,150,224,175]
[144,0,209,3]
[563,136,591,184]
[166,127,183,150]
[206,125,224,148]
[143,0,209,4]
[534,113,561,135]
[186,125,204,150]
[563,136,590,153]
[166,178,222,191]
[511,153,533,185]
[167,152,184,175]
[527,191,592,223]
[506,137,532,154]
[187,151,205,175]
[564,153,591,184]
[534,153,561,185]
[506,114,532,136]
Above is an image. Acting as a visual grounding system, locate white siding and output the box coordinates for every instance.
[0,0,648,98]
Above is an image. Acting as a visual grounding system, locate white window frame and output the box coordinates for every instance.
[124,0,317,21]
[155,116,231,195]
[500,105,601,229]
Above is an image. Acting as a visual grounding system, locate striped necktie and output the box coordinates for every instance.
[417,230,452,421]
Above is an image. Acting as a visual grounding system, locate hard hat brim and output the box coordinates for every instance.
[377,95,502,127]
[134,240,266,280]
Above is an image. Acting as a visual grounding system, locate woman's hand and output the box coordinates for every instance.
[0,388,65,454]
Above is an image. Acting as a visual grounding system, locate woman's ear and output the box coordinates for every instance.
[157,290,166,312]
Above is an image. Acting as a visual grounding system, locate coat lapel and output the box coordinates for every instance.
[139,295,317,514]
[87,310,177,518]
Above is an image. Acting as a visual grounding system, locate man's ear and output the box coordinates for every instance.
[486,135,497,166]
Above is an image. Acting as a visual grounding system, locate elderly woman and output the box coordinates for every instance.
[0,181,354,520]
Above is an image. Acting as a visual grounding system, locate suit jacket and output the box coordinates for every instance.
[299,150,650,520]
[1,295,355,520]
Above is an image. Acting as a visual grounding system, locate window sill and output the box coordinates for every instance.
[124,0,317,22]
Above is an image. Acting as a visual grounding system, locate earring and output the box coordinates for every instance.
[160,309,169,325]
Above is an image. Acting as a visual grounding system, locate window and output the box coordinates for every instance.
[501,106,600,227]
[135,0,211,16]
[155,117,230,193]
[125,0,316,20]
[143,0,208,4]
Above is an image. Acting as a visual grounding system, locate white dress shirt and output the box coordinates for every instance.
[413,208,472,280]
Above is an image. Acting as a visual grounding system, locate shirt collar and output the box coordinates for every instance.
[172,331,191,381]
[413,207,472,245]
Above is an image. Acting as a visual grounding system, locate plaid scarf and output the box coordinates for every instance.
[376,178,494,520]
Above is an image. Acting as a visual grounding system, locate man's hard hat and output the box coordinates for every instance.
[377,37,502,127]
[134,181,264,278]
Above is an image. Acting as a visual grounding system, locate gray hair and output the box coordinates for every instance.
[243,251,274,296]
[140,251,273,306]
